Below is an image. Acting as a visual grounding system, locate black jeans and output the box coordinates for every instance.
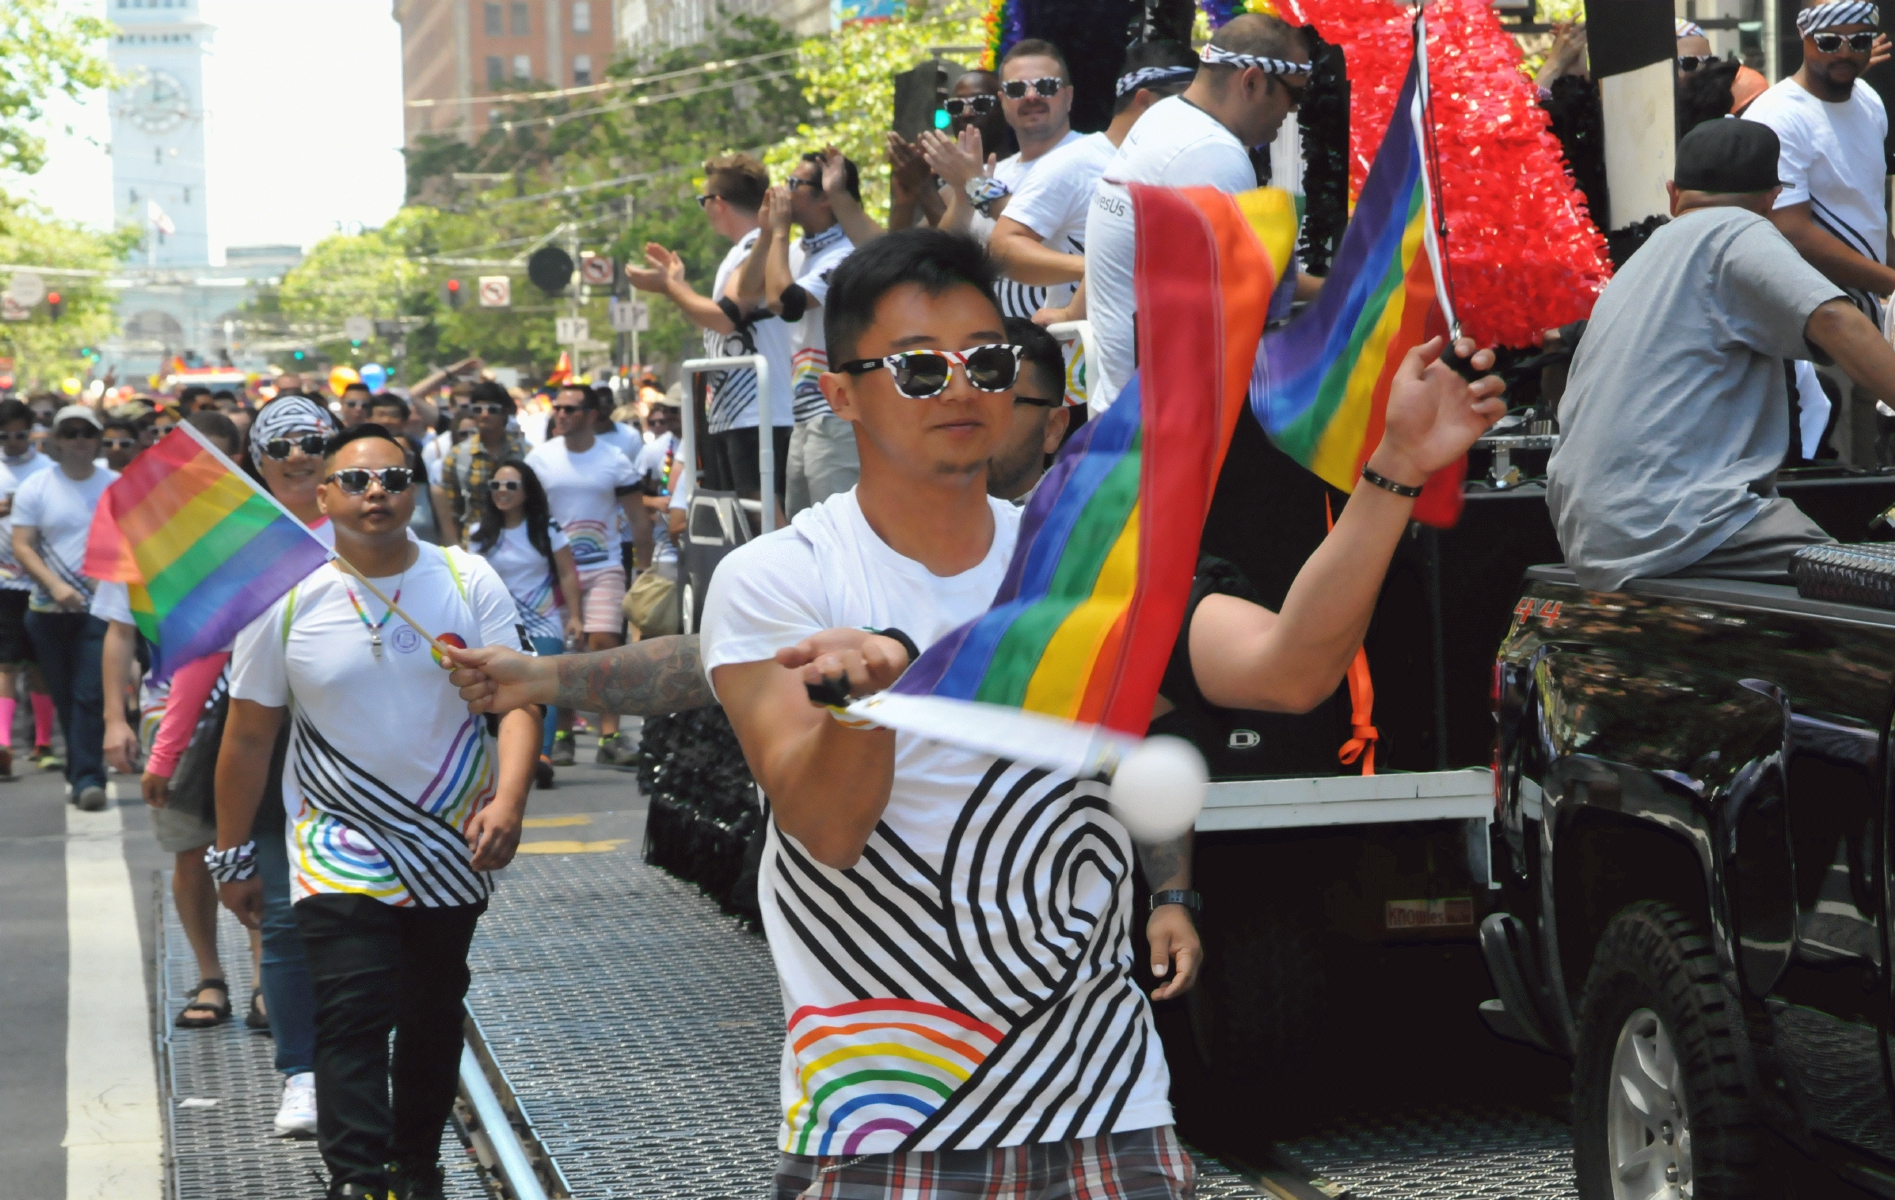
[295,893,485,1186]
[24,611,105,792]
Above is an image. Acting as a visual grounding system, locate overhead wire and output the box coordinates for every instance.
[405,46,797,108]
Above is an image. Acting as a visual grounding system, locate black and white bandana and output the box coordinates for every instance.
[1115,64,1198,97]
[1796,1,1878,34]
[1675,18,1706,37]
[250,394,337,459]
[1199,43,1310,76]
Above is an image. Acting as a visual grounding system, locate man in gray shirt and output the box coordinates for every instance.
[1548,120,1895,591]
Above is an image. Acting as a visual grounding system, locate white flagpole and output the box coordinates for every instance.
[1409,9,1461,338]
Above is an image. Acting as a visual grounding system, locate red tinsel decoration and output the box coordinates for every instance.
[1280,0,1610,347]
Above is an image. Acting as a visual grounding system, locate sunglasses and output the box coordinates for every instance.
[101,437,138,450]
[551,404,585,415]
[1812,30,1876,52]
[695,193,720,208]
[325,466,415,495]
[1000,77,1065,100]
[944,94,999,116]
[342,398,369,409]
[263,433,329,460]
[1676,53,1721,71]
[56,426,100,440]
[838,343,1023,398]
[469,402,510,416]
[786,177,822,192]
[489,479,522,492]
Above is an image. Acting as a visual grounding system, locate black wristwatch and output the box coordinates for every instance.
[1150,889,1202,914]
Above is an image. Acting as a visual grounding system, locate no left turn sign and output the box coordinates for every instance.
[478,276,511,308]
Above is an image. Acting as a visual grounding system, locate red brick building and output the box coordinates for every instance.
[396,0,621,144]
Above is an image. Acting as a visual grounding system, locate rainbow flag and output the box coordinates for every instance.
[843,186,1298,765]
[1253,43,1464,527]
[84,422,331,681]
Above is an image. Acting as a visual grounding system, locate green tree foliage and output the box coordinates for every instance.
[0,0,116,177]
[0,198,140,389]
[766,1,984,220]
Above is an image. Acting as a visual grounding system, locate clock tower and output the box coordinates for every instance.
[109,0,212,267]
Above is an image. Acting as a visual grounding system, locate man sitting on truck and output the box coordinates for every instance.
[1547,119,1895,591]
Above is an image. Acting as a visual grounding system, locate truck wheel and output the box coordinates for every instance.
[1187,890,1333,1086]
[1574,902,1770,1199]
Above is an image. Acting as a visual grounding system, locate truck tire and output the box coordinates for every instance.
[1188,890,1334,1087]
[1574,902,1771,1199]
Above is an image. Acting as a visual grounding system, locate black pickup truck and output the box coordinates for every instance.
[1488,560,1895,1196]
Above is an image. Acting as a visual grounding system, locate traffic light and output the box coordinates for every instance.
[46,292,62,321]
[445,278,463,310]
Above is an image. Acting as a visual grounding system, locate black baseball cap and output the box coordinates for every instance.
[1675,119,1782,193]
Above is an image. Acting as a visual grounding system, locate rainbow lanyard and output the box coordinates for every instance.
[343,575,405,658]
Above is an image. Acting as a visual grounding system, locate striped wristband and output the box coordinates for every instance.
[203,840,258,883]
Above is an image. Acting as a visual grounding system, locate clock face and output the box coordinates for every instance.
[128,70,190,135]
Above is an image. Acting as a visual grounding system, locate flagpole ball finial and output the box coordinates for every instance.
[1107,735,1208,843]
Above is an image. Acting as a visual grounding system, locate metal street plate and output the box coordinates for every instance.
[0,296,27,322]
[579,253,615,286]
[343,315,373,341]
[478,276,511,308]
[6,272,45,306]
[555,316,589,344]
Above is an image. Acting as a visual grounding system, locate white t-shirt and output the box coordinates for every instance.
[631,433,681,565]
[229,544,521,907]
[1086,96,1258,408]
[787,224,856,422]
[1001,131,1115,310]
[471,520,571,641]
[699,488,1171,1155]
[594,420,641,461]
[525,438,636,573]
[974,131,1084,319]
[707,228,796,434]
[14,465,117,611]
[0,450,53,592]
[1744,79,1890,317]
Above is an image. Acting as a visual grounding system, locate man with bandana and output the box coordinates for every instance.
[1083,13,1311,411]
[1746,3,1893,317]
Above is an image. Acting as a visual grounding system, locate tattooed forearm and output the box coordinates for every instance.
[1136,833,1193,892]
[552,634,713,716]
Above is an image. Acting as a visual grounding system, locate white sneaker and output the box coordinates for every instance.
[273,1071,318,1138]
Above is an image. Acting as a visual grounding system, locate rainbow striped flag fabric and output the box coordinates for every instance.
[845,187,1299,763]
[1253,44,1464,527]
[84,422,331,681]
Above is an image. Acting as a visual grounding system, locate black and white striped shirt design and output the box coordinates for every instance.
[1809,196,1887,322]
[765,758,1167,1153]
[290,713,492,908]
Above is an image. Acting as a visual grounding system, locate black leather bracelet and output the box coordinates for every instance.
[1150,888,1202,914]
[1360,465,1424,498]
[869,627,921,670]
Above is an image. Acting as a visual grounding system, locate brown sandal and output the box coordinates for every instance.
[175,978,230,1028]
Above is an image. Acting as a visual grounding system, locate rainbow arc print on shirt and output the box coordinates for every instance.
[83,422,330,681]
[784,998,1004,1155]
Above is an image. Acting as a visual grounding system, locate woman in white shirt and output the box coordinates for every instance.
[468,460,582,787]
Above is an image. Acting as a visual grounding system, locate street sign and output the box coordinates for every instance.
[555,316,590,344]
[343,315,373,342]
[0,296,27,322]
[374,319,405,340]
[478,276,511,308]
[6,273,45,306]
[579,253,615,286]
[609,298,649,333]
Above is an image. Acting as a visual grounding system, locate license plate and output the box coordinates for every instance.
[1385,897,1474,929]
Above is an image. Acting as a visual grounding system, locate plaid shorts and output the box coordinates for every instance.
[772,1126,1195,1200]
